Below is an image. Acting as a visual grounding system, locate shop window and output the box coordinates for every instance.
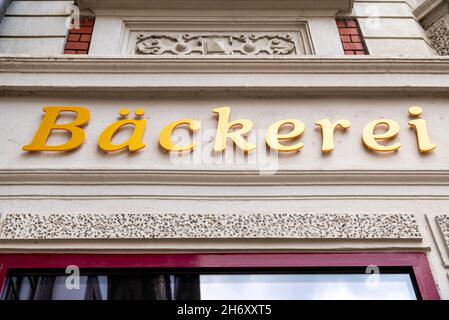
[1,270,417,300]
[0,253,439,300]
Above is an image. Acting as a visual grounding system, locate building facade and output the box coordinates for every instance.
[0,0,449,300]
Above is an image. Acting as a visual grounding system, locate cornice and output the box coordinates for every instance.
[414,0,449,27]
[1,55,449,74]
[2,56,449,94]
[76,0,354,13]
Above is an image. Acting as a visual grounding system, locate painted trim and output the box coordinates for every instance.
[414,0,448,24]
[3,170,449,186]
[2,56,449,94]
[0,252,440,300]
[1,56,449,74]
[75,0,353,12]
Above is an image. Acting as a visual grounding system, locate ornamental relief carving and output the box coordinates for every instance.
[135,32,297,56]
[426,18,449,56]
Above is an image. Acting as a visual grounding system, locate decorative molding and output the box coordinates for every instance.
[426,18,449,56]
[3,195,449,201]
[1,56,449,74]
[414,0,448,27]
[436,215,449,254]
[0,213,421,240]
[2,56,449,94]
[415,0,449,55]
[124,19,314,56]
[2,170,449,186]
[76,0,354,13]
[136,33,297,56]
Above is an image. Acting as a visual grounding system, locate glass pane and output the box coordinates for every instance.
[2,272,418,300]
[199,274,417,300]
[51,276,108,300]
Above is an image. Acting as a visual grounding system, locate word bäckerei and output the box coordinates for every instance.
[22,106,436,154]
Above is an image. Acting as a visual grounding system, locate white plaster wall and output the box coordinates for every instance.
[0,1,439,56]
[86,1,438,56]
[0,92,448,299]
[0,0,73,54]
[408,0,429,9]
[0,0,447,300]
[1,197,448,299]
[1,94,448,171]
[352,0,435,55]
[89,14,345,56]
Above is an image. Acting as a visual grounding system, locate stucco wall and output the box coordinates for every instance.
[0,0,439,56]
[0,0,448,300]
[353,0,435,55]
[0,91,449,298]
[0,1,74,54]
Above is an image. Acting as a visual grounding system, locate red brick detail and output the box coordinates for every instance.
[336,18,369,56]
[338,27,359,35]
[81,17,95,27]
[64,17,95,55]
[343,42,364,51]
[346,20,358,28]
[336,20,346,28]
[80,34,91,42]
[340,35,351,43]
[67,34,80,42]
[65,41,89,50]
[70,26,93,34]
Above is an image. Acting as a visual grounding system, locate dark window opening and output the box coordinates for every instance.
[1,267,419,300]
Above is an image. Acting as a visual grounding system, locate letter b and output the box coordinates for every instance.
[23,106,90,152]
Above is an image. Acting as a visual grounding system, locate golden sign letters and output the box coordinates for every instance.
[23,106,436,154]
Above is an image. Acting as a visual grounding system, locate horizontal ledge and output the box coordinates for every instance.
[2,170,449,185]
[2,56,449,94]
[96,9,341,17]
[0,244,430,252]
[4,87,449,95]
[1,55,449,74]
[76,0,353,12]
[2,195,449,201]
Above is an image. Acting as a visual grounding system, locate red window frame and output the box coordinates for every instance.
[0,252,440,300]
